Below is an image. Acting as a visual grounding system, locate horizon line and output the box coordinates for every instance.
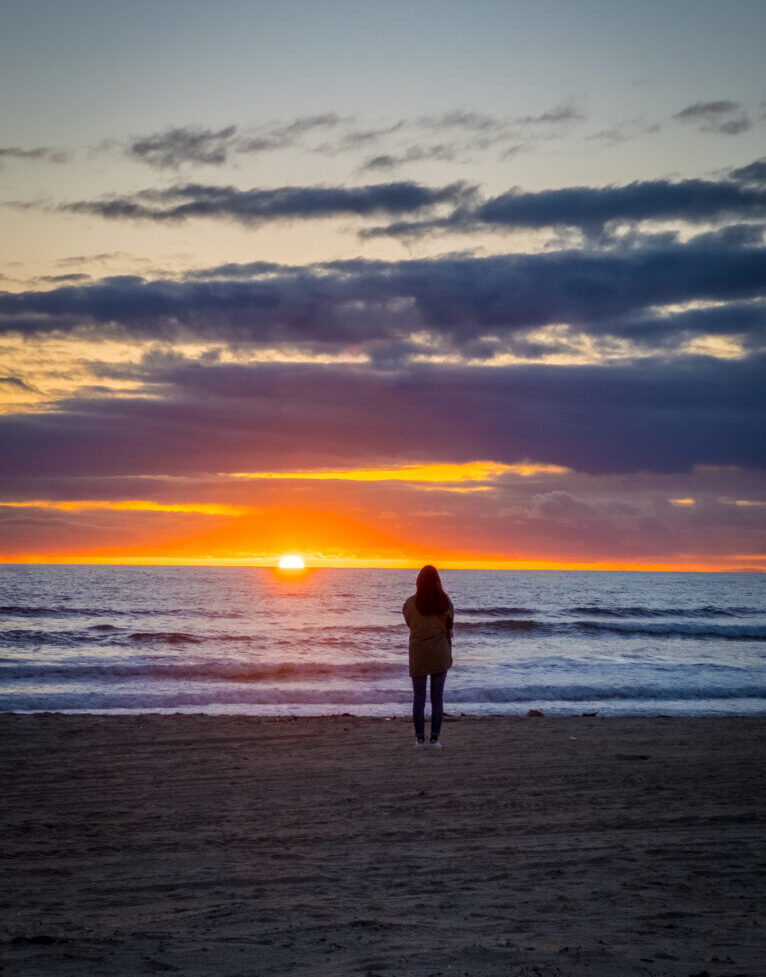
[0,558,762,573]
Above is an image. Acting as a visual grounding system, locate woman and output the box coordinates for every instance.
[402,565,454,749]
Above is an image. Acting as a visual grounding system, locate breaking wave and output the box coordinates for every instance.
[572,621,766,641]
[0,604,242,620]
[3,617,765,651]
[0,660,403,683]
[456,619,766,640]
[2,681,765,714]
[567,605,760,618]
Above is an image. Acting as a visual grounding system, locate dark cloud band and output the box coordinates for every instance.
[62,180,471,224]
[30,158,766,238]
[1,355,764,478]
[1,239,764,354]
[369,167,766,238]
[673,100,751,136]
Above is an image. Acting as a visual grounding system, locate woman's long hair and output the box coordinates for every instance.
[415,564,450,616]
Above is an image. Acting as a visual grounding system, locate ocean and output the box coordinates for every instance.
[1,566,764,716]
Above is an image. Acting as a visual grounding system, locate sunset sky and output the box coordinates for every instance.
[1,0,765,569]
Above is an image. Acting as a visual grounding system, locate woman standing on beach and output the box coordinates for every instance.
[403,565,454,749]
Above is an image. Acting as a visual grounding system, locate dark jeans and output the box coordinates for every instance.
[411,671,447,740]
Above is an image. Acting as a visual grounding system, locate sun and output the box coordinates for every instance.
[278,554,305,570]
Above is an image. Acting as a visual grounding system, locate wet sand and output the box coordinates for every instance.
[1,714,764,976]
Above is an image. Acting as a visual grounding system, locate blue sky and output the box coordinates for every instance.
[3,0,765,167]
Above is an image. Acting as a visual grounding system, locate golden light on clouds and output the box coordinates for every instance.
[0,500,256,516]
[683,335,746,360]
[230,460,569,483]
[0,336,369,415]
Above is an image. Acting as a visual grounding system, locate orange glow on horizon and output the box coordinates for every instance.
[0,551,762,572]
[1,496,763,572]
[1,470,763,574]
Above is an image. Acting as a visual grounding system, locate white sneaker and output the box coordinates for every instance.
[414,738,426,749]
[429,739,442,750]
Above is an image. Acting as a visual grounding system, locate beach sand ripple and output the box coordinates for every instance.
[1,714,764,976]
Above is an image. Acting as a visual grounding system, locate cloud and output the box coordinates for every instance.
[0,376,38,393]
[362,143,460,171]
[419,105,583,131]
[475,178,766,231]
[673,100,751,135]
[367,168,766,238]
[675,99,741,120]
[0,354,763,479]
[531,490,594,519]
[128,125,238,168]
[182,260,286,280]
[122,112,532,178]
[0,498,256,515]
[612,296,766,353]
[38,273,92,284]
[587,118,661,146]
[126,116,345,168]
[0,146,69,166]
[1,236,765,355]
[516,105,584,125]
[237,113,344,154]
[267,113,343,139]
[41,161,766,240]
[419,110,503,132]
[686,222,765,248]
[229,460,566,483]
[713,118,751,136]
[730,157,766,186]
[56,252,127,266]
[61,180,471,225]
[353,105,583,171]
[0,104,586,184]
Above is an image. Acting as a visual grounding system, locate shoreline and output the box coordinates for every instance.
[4,711,765,725]
[3,714,765,976]
[3,705,766,717]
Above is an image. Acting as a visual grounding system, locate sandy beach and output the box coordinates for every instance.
[2,714,764,977]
